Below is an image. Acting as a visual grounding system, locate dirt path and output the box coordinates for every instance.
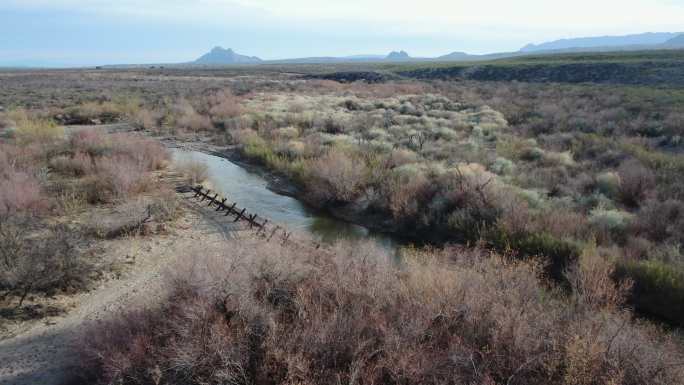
[0,193,239,385]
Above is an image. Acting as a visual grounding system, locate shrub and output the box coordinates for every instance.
[491,156,515,175]
[13,116,64,145]
[0,219,91,307]
[542,151,575,167]
[49,151,93,176]
[176,159,209,185]
[87,191,177,238]
[595,171,621,198]
[70,129,111,156]
[208,90,243,119]
[79,239,684,385]
[617,260,684,327]
[388,166,432,223]
[617,159,655,207]
[132,108,160,130]
[87,156,148,202]
[306,148,369,204]
[485,227,581,281]
[566,242,631,310]
[109,133,169,171]
[588,208,634,242]
[176,100,212,132]
[0,167,47,217]
[521,146,545,161]
[635,199,684,244]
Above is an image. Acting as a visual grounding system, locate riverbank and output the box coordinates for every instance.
[158,134,407,242]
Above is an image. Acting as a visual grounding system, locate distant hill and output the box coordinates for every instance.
[194,47,261,65]
[78,32,684,70]
[520,32,681,53]
[386,51,411,61]
[665,34,684,47]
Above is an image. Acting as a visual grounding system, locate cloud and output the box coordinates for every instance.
[1,0,682,64]
[4,0,683,34]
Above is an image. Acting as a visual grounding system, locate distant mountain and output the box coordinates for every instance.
[520,32,681,53]
[386,50,411,61]
[665,34,684,47]
[194,47,261,65]
[438,51,470,60]
[79,31,684,70]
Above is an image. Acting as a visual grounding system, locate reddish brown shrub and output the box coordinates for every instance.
[79,240,684,385]
[89,155,148,202]
[0,167,47,217]
[208,90,244,119]
[618,159,656,207]
[49,151,93,176]
[306,148,369,204]
[109,133,169,171]
[70,129,110,156]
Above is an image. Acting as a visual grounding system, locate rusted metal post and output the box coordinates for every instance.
[248,214,257,228]
[260,219,269,231]
[267,225,280,241]
[207,193,218,207]
[216,198,227,211]
[234,208,246,222]
[200,189,211,202]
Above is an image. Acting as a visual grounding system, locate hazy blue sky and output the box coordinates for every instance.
[1,0,683,66]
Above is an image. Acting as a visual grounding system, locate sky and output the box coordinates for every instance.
[1,0,683,66]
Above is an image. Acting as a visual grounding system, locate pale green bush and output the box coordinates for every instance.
[275,126,299,139]
[589,208,634,236]
[596,172,621,198]
[491,157,515,175]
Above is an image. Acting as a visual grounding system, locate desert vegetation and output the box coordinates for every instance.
[2,62,684,383]
[79,238,684,385]
[0,108,175,324]
[136,78,683,326]
[4,69,684,326]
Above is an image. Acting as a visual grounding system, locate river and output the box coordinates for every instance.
[173,149,399,253]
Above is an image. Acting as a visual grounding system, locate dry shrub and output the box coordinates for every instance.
[634,198,684,244]
[0,167,47,217]
[0,112,12,130]
[69,128,113,156]
[618,159,655,207]
[176,159,209,185]
[132,108,160,130]
[89,156,148,202]
[388,166,432,221]
[109,133,169,171]
[79,239,684,385]
[14,116,64,145]
[64,130,169,202]
[0,218,91,307]
[68,101,123,123]
[208,90,243,119]
[566,243,632,310]
[306,148,368,204]
[175,100,213,132]
[49,151,93,176]
[87,189,177,238]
